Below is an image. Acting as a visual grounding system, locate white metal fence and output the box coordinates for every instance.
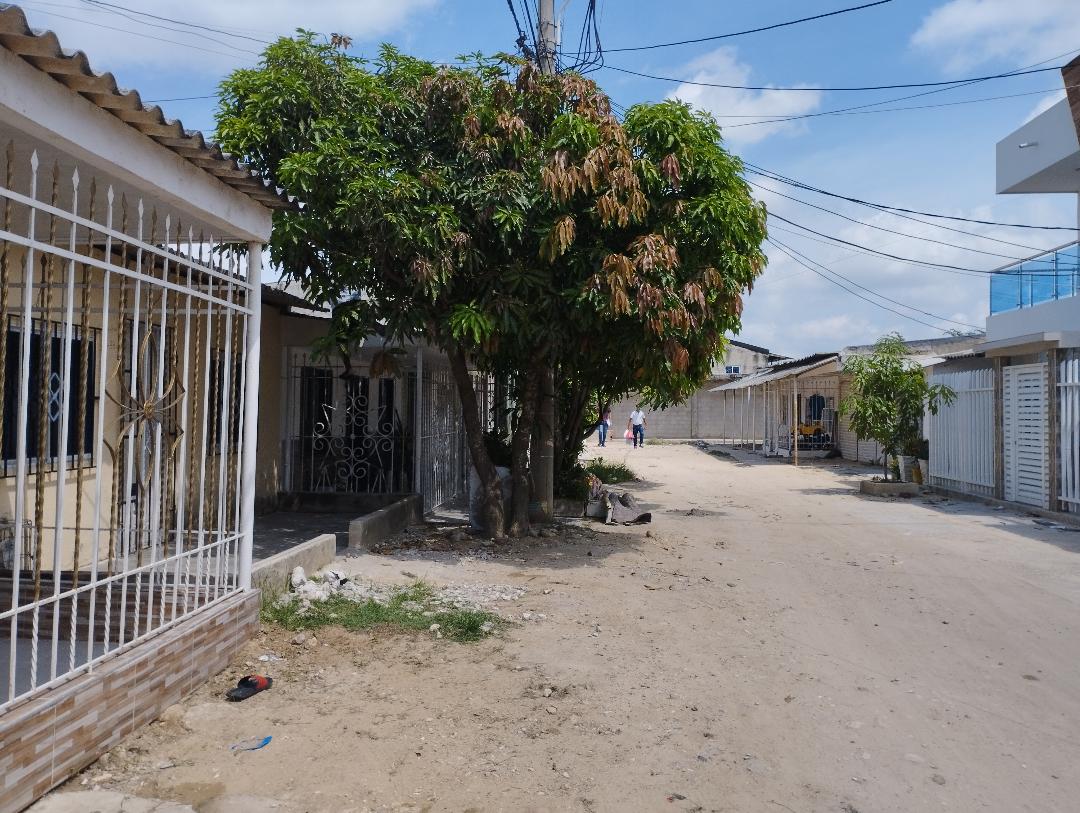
[0,136,259,709]
[1059,350,1080,513]
[927,368,995,496]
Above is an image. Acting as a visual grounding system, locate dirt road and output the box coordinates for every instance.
[41,444,1080,812]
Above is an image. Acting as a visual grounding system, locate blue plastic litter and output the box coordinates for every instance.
[230,735,272,752]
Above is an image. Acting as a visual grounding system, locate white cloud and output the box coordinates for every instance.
[665,47,823,147]
[735,184,1077,357]
[911,0,1080,72]
[18,0,437,75]
[1023,90,1067,124]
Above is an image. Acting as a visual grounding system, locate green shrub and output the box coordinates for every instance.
[585,457,636,484]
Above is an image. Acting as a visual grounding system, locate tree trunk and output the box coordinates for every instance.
[508,360,542,536]
[557,380,592,474]
[447,345,505,539]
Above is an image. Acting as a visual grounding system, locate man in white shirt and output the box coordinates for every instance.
[628,409,647,448]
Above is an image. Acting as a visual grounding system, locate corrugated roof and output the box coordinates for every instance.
[0,3,291,211]
[709,353,840,391]
[727,338,771,355]
[262,285,326,313]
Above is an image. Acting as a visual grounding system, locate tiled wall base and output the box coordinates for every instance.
[0,590,260,812]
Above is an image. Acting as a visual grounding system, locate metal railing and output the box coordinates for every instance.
[0,133,260,710]
[989,241,1080,314]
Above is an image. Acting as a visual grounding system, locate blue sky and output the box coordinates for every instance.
[18,0,1078,357]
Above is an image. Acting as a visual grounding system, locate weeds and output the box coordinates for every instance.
[585,457,636,484]
[260,580,503,643]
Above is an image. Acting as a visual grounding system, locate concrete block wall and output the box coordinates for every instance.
[610,389,766,441]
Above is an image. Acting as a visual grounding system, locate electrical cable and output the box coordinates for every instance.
[605,0,893,54]
[768,213,1009,275]
[600,62,1066,93]
[723,84,1076,129]
[142,94,218,103]
[78,0,272,43]
[504,0,534,61]
[767,237,983,329]
[766,237,971,332]
[767,223,991,278]
[747,164,1049,251]
[751,164,1080,231]
[748,180,1025,261]
[19,6,256,60]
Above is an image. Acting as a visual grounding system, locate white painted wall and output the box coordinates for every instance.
[996,99,1080,195]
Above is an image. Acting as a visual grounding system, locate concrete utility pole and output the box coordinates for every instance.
[531,0,557,524]
[537,0,557,74]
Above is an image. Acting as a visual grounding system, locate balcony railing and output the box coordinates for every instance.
[989,241,1079,314]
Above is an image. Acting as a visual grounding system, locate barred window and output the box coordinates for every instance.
[1,319,98,473]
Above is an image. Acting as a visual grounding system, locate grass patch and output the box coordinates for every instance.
[261,581,503,643]
[585,456,636,484]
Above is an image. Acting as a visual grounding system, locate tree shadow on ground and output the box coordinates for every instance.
[341,516,647,571]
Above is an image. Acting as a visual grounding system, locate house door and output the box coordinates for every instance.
[1003,363,1049,507]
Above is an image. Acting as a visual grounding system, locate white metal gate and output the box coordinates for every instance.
[1059,350,1080,513]
[1003,363,1049,507]
[927,367,995,496]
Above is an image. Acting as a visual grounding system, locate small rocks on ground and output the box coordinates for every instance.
[290,631,316,647]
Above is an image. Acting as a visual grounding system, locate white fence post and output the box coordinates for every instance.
[238,243,262,590]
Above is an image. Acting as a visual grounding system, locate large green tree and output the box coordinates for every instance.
[216,34,766,536]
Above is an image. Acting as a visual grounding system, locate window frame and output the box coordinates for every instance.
[1,316,100,476]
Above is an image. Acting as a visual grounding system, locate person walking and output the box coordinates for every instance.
[597,407,612,447]
[628,408,647,448]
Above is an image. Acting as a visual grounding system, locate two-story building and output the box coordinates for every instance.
[927,56,1080,514]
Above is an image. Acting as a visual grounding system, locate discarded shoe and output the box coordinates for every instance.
[225,674,273,702]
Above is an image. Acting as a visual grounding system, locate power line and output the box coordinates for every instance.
[78,0,272,44]
[766,238,971,333]
[600,62,1066,92]
[142,94,217,103]
[723,84,1074,129]
[767,223,991,278]
[749,180,1025,261]
[768,213,1004,275]
[751,164,1079,232]
[605,0,893,54]
[748,164,1048,251]
[19,6,254,60]
[770,236,983,330]
[504,0,535,61]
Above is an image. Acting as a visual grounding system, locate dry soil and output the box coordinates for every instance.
[37,443,1080,812]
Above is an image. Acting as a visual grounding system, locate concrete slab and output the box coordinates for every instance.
[27,786,194,812]
[348,495,422,550]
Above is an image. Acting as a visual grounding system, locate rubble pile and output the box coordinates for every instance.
[282,567,528,615]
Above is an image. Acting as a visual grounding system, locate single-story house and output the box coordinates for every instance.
[0,7,288,808]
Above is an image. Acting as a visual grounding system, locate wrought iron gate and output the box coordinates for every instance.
[281,350,412,495]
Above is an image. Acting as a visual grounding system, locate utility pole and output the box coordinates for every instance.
[531,0,557,524]
[537,0,557,74]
